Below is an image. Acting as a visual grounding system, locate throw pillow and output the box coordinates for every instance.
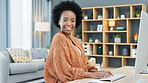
[31,48,48,59]
[7,48,31,63]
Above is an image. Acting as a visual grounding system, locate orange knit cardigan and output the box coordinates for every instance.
[44,31,96,83]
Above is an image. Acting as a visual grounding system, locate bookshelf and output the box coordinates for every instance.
[72,4,146,68]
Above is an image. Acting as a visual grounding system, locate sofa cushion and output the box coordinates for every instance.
[7,48,31,63]
[31,48,48,59]
[30,61,45,70]
[9,63,38,74]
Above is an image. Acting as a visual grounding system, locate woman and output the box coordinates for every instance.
[44,1,113,83]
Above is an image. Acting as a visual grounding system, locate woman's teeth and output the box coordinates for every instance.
[66,27,71,30]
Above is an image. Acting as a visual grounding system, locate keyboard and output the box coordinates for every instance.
[140,69,148,74]
[99,74,126,82]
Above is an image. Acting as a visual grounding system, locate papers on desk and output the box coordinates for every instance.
[99,74,126,82]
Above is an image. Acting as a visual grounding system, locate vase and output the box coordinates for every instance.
[114,38,121,43]
[98,15,102,19]
[109,51,113,55]
[98,46,102,55]
[136,14,141,17]
[122,48,129,56]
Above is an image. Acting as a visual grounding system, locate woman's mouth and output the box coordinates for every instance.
[65,27,72,31]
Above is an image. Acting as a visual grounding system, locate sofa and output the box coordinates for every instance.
[0,48,49,83]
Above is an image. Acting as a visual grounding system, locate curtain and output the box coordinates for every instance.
[32,0,51,48]
[0,0,10,51]
[10,0,32,49]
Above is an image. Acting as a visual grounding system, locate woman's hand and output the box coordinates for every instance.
[99,70,114,76]
[91,71,113,79]
[84,70,113,79]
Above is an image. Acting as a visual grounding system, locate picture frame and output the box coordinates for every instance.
[97,25,103,31]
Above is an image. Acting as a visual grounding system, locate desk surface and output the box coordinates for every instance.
[67,66,148,83]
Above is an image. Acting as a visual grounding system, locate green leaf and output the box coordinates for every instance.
[136,10,141,14]
[76,26,82,35]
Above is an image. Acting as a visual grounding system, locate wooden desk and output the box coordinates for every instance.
[67,66,148,83]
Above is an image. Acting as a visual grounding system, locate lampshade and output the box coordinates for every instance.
[35,22,50,32]
[109,20,115,26]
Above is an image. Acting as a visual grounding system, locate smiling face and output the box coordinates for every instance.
[58,10,76,35]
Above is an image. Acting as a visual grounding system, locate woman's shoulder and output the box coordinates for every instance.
[51,31,67,44]
[70,36,79,41]
[53,31,66,41]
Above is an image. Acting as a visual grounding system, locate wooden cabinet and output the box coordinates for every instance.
[72,4,146,69]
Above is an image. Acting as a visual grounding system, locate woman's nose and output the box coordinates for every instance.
[67,20,72,25]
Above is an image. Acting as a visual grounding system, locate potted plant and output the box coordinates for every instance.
[76,26,82,38]
[114,34,121,43]
[135,10,141,17]
[98,14,102,19]
[89,37,93,42]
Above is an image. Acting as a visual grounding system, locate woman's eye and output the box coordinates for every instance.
[71,20,75,22]
[64,20,67,22]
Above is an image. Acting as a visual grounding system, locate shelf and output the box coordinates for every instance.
[80,4,146,68]
[104,55,136,59]
[105,31,127,33]
[114,43,132,45]
[128,18,140,20]
[131,43,138,45]
[82,43,137,45]
[82,19,103,21]
[123,56,136,58]
[86,55,103,57]
[82,7,93,10]
[105,55,123,58]
[105,18,140,20]
[131,4,144,6]
[105,43,131,45]
[103,67,117,69]
[82,42,103,44]
[83,31,103,33]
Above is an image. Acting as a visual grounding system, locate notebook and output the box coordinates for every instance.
[99,74,126,82]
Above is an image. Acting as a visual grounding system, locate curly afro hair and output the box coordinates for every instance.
[52,1,83,29]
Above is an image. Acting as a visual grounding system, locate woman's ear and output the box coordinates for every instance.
[58,20,61,25]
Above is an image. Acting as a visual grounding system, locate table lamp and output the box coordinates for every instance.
[35,22,50,48]
[109,20,115,31]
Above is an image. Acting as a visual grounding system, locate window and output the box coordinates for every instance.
[10,0,32,49]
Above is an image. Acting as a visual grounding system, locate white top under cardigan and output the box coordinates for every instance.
[75,46,81,56]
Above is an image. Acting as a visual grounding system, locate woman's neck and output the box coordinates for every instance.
[61,31,70,38]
